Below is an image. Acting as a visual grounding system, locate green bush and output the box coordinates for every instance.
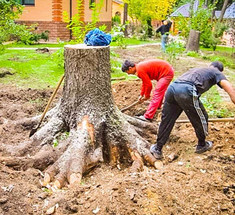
[166,39,185,63]
[112,15,121,26]
[111,24,127,49]
[16,26,50,45]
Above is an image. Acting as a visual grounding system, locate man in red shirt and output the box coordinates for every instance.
[121,59,174,122]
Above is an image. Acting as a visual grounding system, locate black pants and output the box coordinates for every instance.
[156,82,208,150]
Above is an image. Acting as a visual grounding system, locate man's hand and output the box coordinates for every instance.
[138,95,149,103]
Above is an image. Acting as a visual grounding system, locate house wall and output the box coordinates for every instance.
[112,1,123,24]
[84,0,112,22]
[17,1,53,21]
[17,0,112,41]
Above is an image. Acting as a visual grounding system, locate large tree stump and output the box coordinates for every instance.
[1,44,158,188]
[186,29,200,52]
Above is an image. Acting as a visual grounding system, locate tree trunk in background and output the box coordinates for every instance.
[146,17,153,38]
[219,0,229,22]
[123,3,128,37]
[211,0,216,21]
[186,29,200,52]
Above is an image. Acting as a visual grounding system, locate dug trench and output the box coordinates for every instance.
[0,79,234,215]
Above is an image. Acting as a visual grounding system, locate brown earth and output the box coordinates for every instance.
[0,45,234,215]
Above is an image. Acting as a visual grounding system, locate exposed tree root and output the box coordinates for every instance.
[124,114,158,134]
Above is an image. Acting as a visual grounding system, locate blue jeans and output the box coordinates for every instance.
[161,34,168,52]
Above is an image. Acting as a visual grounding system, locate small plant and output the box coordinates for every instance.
[166,38,185,63]
[52,45,64,68]
[111,23,128,49]
[63,0,105,43]
[200,86,233,118]
[53,139,59,148]
[110,51,121,73]
[186,51,200,57]
[17,26,50,45]
[112,15,121,26]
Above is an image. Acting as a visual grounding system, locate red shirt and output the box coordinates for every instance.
[136,59,174,98]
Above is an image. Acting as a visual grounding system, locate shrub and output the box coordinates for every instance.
[111,23,128,49]
[166,38,185,63]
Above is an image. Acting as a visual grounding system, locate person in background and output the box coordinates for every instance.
[150,61,235,159]
[121,59,174,122]
[156,19,172,52]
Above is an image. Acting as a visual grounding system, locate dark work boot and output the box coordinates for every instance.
[195,141,213,154]
[150,145,163,159]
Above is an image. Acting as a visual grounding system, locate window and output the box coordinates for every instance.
[89,0,95,9]
[19,0,35,6]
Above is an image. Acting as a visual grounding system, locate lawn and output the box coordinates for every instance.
[0,49,64,89]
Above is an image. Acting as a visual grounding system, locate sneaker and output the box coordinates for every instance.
[195,141,213,154]
[135,115,153,122]
[150,145,163,159]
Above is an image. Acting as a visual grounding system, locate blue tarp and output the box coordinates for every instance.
[84,28,112,46]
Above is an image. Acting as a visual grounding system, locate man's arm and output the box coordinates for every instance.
[156,26,162,33]
[220,80,235,104]
[138,71,152,100]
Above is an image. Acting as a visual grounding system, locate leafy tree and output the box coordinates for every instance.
[0,0,38,48]
[0,0,23,45]
[124,0,177,38]
[126,0,177,22]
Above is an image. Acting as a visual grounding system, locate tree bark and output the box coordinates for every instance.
[1,44,158,189]
[186,29,200,52]
[123,3,128,36]
[219,0,229,22]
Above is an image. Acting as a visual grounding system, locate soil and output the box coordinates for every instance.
[0,45,234,215]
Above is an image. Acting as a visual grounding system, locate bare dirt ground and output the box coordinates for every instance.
[0,45,234,215]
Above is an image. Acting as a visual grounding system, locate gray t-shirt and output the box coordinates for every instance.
[176,67,227,95]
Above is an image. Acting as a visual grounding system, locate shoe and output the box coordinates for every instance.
[150,145,163,159]
[135,115,152,122]
[195,141,213,154]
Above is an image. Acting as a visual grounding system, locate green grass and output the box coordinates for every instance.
[201,86,234,118]
[110,38,160,46]
[0,49,64,89]
[0,49,136,89]
[187,46,235,70]
[4,38,160,49]
[200,45,234,54]
[4,42,67,48]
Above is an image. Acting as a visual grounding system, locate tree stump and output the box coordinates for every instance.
[186,29,200,52]
[1,44,159,188]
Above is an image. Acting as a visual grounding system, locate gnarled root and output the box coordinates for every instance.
[42,117,103,189]
[124,114,159,134]
[103,115,161,172]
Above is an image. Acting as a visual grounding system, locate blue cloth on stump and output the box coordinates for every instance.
[84,28,112,46]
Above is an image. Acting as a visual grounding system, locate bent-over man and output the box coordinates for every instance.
[121,59,174,122]
[150,61,235,159]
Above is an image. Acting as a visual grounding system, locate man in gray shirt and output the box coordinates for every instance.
[150,61,235,159]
